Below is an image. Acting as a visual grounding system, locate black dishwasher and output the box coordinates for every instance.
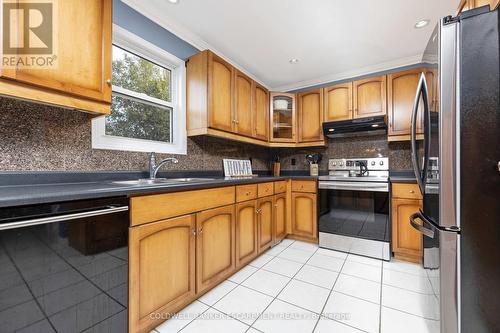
[0,197,129,333]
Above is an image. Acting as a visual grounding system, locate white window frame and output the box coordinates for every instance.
[92,24,187,155]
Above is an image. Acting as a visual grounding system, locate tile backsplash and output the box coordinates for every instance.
[0,98,412,173]
[0,98,271,172]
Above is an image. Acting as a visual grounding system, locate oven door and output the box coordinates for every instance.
[318,181,390,260]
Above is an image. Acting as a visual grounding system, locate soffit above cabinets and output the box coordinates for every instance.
[123,0,456,91]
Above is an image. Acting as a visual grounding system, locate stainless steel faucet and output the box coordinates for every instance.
[148,152,178,179]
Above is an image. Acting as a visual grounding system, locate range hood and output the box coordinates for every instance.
[323,115,387,138]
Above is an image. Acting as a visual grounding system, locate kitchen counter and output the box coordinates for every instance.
[389,170,417,183]
[0,171,317,208]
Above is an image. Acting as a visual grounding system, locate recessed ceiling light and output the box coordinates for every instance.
[414,19,430,29]
[168,0,179,4]
[289,58,299,64]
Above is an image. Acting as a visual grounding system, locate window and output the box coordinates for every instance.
[92,25,186,154]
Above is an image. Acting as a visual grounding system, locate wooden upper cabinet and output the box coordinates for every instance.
[257,197,274,252]
[253,83,270,141]
[353,75,387,119]
[387,68,434,140]
[195,205,235,294]
[208,52,234,132]
[291,192,317,240]
[234,70,253,137]
[273,193,287,243]
[270,92,296,142]
[458,0,499,13]
[323,82,353,121]
[235,200,258,268]
[297,89,324,142]
[129,214,196,333]
[0,0,111,113]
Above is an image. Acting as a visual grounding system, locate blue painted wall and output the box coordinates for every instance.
[112,0,199,61]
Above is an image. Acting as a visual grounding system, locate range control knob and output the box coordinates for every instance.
[379,161,384,166]
[339,162,344,166]
[371,161,376,166]
[332,162,337,166]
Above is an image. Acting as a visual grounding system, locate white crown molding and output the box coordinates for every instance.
[271,54,424,92]
[121,0,270,89]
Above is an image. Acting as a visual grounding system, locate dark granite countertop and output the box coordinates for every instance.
[0,171,318,208]
[389,170,417,183]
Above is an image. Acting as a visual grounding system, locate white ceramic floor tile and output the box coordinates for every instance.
[333,274,381,304]
[341,261,381,282]
[253,299,318,333]
[228,265,258,284]
[314,317,364,333]
[429,276,440,295]
[289,240,319,253]
[307,253,344,272]
[278,247,314,264]
[265,244,287,256]
[241,269,290,297]
[277,279,330,313]
[155,301,208,333]
[383,269,434,294]
[382,284,440,320]
[248,254,274,268]
[181,308,249,333]
[295,265,339,289]
[316,248,348,260]
[277,239,295,247]
[323,292,380,333]
[198,280,238,306]
[381,306,440,333]
[383,259,427,276]
[246,328,262,333]
[213,285,273,325]
[262,257,303,278]
[346,254,382,268]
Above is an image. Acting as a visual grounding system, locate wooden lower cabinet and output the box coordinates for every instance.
[291,192,318,240]
[273,193,287,243]
[257,197,274,252]
[235,200,259,267]
[196,205,236,294]
[391,198,423,263]
[129,215,196,333]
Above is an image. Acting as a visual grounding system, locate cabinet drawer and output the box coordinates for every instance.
[274,181,287,194]
[130,186,236,226]
[291,180,316,193]
[236,184,258,202]
[392,183,422,200]
[258,182,274,197]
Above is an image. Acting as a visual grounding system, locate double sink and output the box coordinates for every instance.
[112,178,216,186]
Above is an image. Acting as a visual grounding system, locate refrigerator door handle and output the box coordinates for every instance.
[411,73,430,195]
[409,212,435,238]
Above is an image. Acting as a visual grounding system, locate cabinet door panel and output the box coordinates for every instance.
[208,53,233,132]
[258,197,274,252]
[253,83,269,140]
[291,193,317,239]
[324,82,353,121]
[274,193,287,243]
[353,76,387,118]
[234,71,253,136]
[196,205,235,293]
[391,198,423,263]
[129,214,196,333]
[2,0,112,103]
[236,200,258,267]
[298,89,324,142]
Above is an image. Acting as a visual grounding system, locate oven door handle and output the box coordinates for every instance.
[409,212,435,238]
[0,205,129,231]
[318,182,388,192]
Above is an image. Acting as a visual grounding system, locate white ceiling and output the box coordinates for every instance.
[124,0,458,91]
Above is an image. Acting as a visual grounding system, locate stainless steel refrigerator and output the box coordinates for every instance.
[409,6,500,333]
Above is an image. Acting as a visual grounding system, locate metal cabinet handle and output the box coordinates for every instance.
[199,227,203,235]
[409,190,415,193]
[497,161,500,172]
[246,191,251,195]
[106,79,111,86]
[192,229,197,236]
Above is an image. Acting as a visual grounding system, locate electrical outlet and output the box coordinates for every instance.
[291,158,296,166]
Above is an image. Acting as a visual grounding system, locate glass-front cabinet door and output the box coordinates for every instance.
[270,92,296,142]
